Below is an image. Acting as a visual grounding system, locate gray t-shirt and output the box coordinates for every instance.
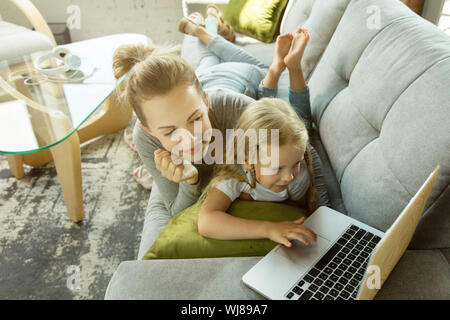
[133,88,254,217]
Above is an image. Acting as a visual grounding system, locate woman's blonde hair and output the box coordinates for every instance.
[112,39,206,128]
[200,98,318,213]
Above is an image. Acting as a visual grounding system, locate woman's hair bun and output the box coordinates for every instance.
[112,39,180,79]
[112,41,156,79]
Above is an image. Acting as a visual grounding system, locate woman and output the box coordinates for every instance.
[113,6,328,218]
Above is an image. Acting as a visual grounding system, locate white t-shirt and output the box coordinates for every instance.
[215,163,310,202]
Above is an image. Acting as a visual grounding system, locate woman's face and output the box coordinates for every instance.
[253,143,305,193]
[140,85,213,162]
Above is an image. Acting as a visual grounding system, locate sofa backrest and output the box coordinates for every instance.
[280,0,351,82]
[308,0,450,249]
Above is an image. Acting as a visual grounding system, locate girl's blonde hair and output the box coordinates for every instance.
[112,39,206,128]
[201,98,318,213]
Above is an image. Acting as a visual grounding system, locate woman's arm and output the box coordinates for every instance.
[134,123,201,217]
[198,188,271,240]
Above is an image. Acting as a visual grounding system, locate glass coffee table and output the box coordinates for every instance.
[0,33,149,222]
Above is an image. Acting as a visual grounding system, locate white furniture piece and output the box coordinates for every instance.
[0,0,55,64]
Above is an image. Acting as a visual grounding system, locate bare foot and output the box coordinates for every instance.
[284,28,310,70]
[271,33,293,74]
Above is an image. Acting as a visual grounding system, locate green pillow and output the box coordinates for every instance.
[223,0,289,43]
[142,200,306,260]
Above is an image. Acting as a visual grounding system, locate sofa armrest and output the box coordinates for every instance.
[105,257,265,300]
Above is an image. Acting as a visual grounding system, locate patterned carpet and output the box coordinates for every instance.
[0,118,150,299]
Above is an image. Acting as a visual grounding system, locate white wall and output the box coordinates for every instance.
[0,0,184,44]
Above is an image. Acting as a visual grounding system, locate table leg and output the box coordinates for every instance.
[49,132,84,222]
[6,154,25,179]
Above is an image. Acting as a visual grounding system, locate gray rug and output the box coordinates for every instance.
[0,119,150,299]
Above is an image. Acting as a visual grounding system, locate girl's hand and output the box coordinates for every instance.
[266,217,317,247]
[154,149,198,185]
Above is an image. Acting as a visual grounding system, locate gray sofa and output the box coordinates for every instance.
[105,0,450,300]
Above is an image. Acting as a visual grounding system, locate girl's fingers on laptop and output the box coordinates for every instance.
[293,227,317,243]
[290,233,310,246]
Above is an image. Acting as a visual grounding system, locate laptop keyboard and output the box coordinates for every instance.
[285,224,381,300]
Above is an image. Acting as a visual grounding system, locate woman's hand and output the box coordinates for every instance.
[266,217,317,247]
[154,149,198,184]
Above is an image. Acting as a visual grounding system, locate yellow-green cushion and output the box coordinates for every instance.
[223,0,289,43]
[142,200,306,260]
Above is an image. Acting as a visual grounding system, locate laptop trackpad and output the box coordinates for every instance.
[274,235,332,269]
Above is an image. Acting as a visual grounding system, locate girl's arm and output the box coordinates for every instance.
[287,71,312,133]
[198,187,317,246]
[198,188,271,240]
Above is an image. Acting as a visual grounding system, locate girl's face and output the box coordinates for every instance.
[140,85,213,162]
[252,142,306,193]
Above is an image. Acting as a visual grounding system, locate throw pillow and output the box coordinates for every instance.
[223,0,289,43]
[142,200,306,260]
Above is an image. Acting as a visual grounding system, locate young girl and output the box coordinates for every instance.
[198,98,318,248]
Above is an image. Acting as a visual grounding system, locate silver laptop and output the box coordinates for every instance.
[242,167,439,300]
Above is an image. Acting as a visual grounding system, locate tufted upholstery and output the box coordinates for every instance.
[308,0,450,248]
[281,0,351,82]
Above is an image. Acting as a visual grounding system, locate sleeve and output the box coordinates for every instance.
[207,88,255,130]
[214,179,244,202]
[289,86,312,133]
[287,164,311,201]
[133,122,201,217]
[257,79,278,99]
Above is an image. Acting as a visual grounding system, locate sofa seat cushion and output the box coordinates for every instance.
[105,249,450,300]
[105,257,265,300]
[0,21,53,65]
[374,249,450,300]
